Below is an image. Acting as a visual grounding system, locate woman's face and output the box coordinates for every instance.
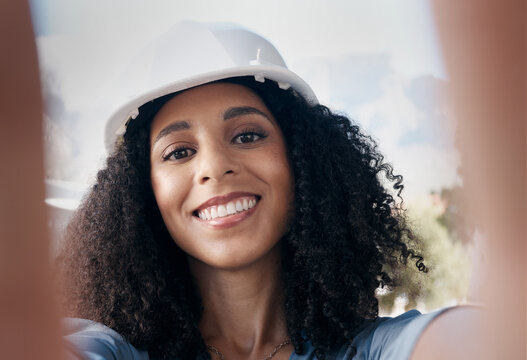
[150,83,294,270]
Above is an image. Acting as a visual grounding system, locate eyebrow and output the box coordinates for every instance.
[223,106,270,122]
[153,121,190,145]
[152,106,271,146]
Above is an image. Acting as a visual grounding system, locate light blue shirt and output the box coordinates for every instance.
[63,309,448,360]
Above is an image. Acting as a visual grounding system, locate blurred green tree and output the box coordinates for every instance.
[377,188,471,314]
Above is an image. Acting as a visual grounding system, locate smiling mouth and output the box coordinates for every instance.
[193,195,260,221]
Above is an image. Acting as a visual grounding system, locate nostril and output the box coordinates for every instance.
[199,169,236,183]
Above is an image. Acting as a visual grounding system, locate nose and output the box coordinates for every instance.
[196,142,240,184]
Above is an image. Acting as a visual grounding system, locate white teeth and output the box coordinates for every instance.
[197,196,259,220]
[218,205,227,217]
[226,202,236,215]
[210,207,218,219]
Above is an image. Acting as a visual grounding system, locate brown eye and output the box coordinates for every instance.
[233,131,266,144]
[163,147,196,161]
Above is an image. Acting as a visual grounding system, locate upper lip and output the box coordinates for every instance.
[194,191,260,212]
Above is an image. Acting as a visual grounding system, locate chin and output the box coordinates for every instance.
[188,244,283,272]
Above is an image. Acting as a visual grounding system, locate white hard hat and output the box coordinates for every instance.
[104,21,318,152]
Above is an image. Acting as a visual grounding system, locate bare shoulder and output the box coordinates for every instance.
[411,306,486,360]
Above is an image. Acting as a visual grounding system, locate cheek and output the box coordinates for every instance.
[150,167,189,223]
[273,145,294,192]
[260,144,295,208]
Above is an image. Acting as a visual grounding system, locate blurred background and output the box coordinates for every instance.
[30,0,475,315]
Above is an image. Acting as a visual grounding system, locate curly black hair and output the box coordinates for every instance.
[57,77,426,360]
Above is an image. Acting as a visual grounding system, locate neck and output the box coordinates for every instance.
[189,246,290,358]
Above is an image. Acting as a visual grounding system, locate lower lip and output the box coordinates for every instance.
[193,202,258,229]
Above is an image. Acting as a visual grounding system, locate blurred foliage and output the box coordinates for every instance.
[436,186,473,244]
[377,188,471,314]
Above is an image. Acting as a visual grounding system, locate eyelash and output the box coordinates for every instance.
[161,128,268,162]
[162,146,196,161]
[232,127,268,144]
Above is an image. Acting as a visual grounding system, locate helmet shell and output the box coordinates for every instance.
[104,21,318,152]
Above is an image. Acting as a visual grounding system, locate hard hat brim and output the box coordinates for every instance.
[104,65,317,153]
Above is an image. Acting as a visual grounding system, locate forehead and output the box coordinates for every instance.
[149,82,270,132]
